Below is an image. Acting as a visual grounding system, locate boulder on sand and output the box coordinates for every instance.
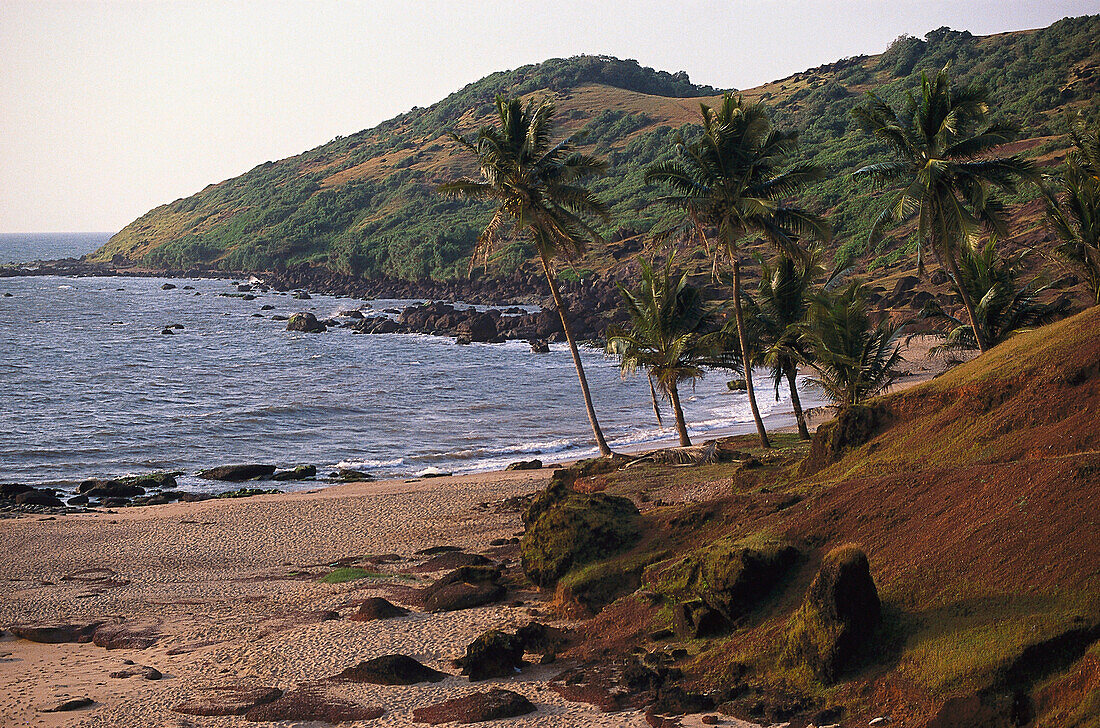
[173,686,284,716]
[197,464,277,482]
[332,654,445,685]
[454,629,525,681]
[412,689,536,724]
[422,565,506,613]
[244,686,384,722]
[780,544,881,682]
[12,489,64,507]
[349,597,409,622]
[9,622,101,644]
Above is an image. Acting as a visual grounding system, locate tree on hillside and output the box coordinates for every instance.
[751,250,827,440]
[851,66,1039,353]
[802,281,903,409]
[1044,120,1100,305]
[606,257,712,447]
[917,239,1070,350]
[439,96,614,456]
[645,94,830,448]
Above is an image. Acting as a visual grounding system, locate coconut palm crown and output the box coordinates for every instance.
[851,66,1039,352]
[439,96,613,455]
[1045,120,1100,305]
[606,257,712,447]
[645,93,830,448]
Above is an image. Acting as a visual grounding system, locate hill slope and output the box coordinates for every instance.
[93,16,1100,283]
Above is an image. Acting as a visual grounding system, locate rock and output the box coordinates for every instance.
[645,536,800,629]
[271,464,317,481]
[173,686,284,716]
[292,290,311,299]
[0,483,32,498]
[271,314,289,321]
[244,685,384,722]
[412,688,536,724]
[455,630,525,680]
[13,488,63,506]
[329,468,371,482]
[521,492,641,588]
[260,304,274,310]
[780,544,881,682]
[161,283,176,290]
[416,545,463,555]
[216,487,278,498]
[93,621,161,650]
[349,597,409,622]
[67,494,89,506]
[422,565,506,613]
[333,654,445,685]
[339,309,365,319]
[286,311,325,332]
[455,312,498,343]
[701,715,720,725]
[161,327,175,334]
[9,622,101,643]
[40,697,94,712]
[110,664,162,680]
[238,284,252,292]
[800,404,891,475]
[78,479,145,498]
[506,459,543,471]
[197,464,277,481]
[529,339,550,353]
[415,551,491,572]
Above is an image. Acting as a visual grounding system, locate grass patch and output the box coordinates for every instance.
[319,567,415,584]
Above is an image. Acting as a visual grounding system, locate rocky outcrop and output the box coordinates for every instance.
[414,551,491,572]
[271,465,316,481]
[9,622,101,643]
[332,654,445,685]
[197,464,277,482]
[286,311,326,332]
[244,685,384,722]
[454,629,526,681]
[780,544,881,682]
[173,686,284,716]
[412,688,536,724]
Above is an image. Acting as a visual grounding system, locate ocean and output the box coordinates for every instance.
[0,233,825,496]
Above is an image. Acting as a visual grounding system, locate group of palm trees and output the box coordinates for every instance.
[440,67,1100,455]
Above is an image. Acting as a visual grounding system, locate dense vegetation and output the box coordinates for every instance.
[94,15,1100,280]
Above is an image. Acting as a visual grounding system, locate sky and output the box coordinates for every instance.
[1,1,1097,233]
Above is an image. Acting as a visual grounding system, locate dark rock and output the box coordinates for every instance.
[416,545,463,555]
[456,312,498,343]
[891,275,919,298]
[215,487,278,499]
[455,629,525,680]
[271,314,289,321]
[260,304,274,310]
[197,464,277,482]
[173,686,284,716]
[161,283,176,290]
[271,464,317,481]
[332,654,445,685]
[521,492,641,588]
[329,468,371,482]
[0,483,32,498]
[780,544,881,682]
[529,339,551,353]
[13,489,63,506]
[292,290,311,299]
[286,311,325,332]
[349,597,409,622]
[339,309,365,319]
[102,496,132,507]
[422,565,506,613]
[67,494,89,506]
[800,404,891,475]
[415,551,491,572]
[9,622,101,643]
[672,601,727,639]
[110,664,162,680]
[78,479,145,498]
[412,688,536,724]
[244,686,384,722]
[41,697,94,712]
[506,459,543,471]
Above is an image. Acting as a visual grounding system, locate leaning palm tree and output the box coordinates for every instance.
[852,66,1039,353]
[646,94,830,448]
[802,281,903,409]
[752,251,826,439]
[439,96,613,456]
[917,239,1069,350]
[1044,120,1100,305]
[606,257,711,446]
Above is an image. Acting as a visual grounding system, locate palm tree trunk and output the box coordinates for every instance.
[540,251,613,457]
[668,381,691,447]
[943,251,989,353]
[649,375,664,427]
[785,365,810,440]
[730,254,771,449]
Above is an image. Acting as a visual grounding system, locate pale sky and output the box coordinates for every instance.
[2,1,1097,233]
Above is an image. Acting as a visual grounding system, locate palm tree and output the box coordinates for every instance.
[803,281,902,409]
[646,94,830,448]
[1045,121,1100,305]
[852,66,1039,353]
[606,257,711,446]
[917,239,1069,349]
[752,251,826,439]
[439,96,613,456]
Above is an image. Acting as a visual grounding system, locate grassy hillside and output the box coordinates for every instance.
[550,305,1100,726]
[93,16,1100,283]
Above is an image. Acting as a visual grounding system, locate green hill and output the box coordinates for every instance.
[92,16,1100,281]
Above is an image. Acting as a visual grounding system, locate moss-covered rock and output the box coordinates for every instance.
[644,534,800,625]
[800,405,892,475]
[521,492,641,589]
[780,544,881,682]
[555,548,670,615]
[454,629,525,680]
